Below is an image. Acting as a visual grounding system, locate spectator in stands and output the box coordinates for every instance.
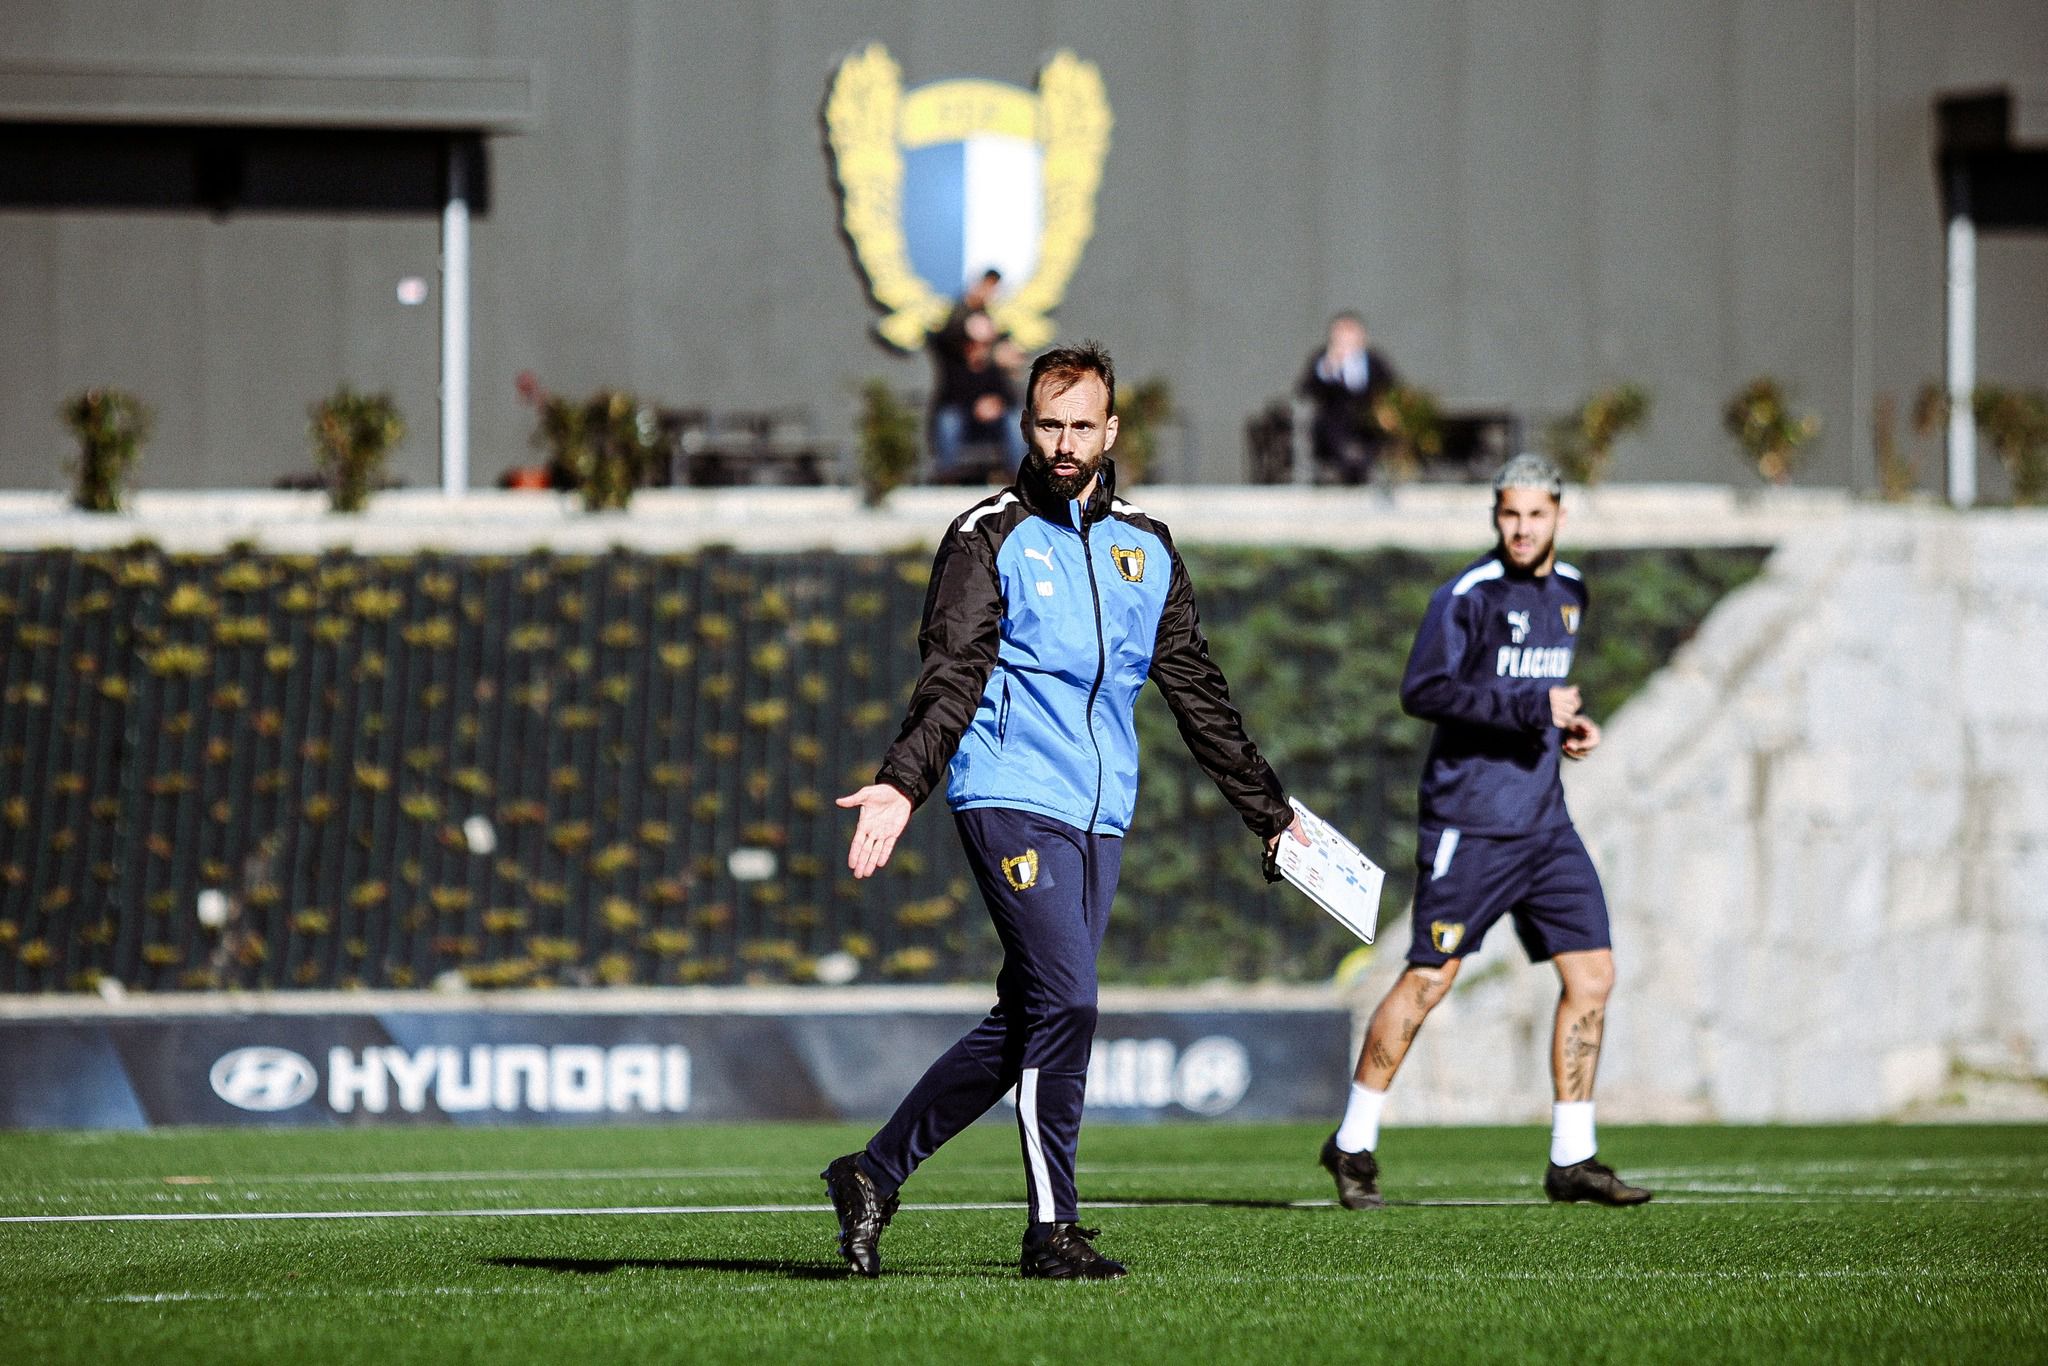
[1298,311,1400,484]
[928,270,1026,483]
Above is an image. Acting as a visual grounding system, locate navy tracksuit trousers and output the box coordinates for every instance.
[859,806,1122,1225]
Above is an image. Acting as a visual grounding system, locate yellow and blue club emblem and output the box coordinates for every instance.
[823,44,1112,351]
[1002,849,1040,891]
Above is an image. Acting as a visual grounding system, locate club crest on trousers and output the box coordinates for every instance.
[1002,849,1040,891]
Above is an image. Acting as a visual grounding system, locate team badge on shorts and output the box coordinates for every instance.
[1002,850,1040,891]
[1561,604,1581,634]
[1111,545,1145,582]
[1430,920,1466,954]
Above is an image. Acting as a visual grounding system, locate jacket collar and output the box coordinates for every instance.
[1015,453,1118,528]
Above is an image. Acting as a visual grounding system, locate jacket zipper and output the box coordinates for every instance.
[1077,502,1107,832]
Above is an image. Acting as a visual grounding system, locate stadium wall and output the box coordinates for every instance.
[2,1,2045,493]
[0,484,1772,995]
[0,487,2041,1125]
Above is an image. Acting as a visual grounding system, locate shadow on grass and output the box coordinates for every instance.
[485,1255,1012,1281]
[488,1255,847,1280]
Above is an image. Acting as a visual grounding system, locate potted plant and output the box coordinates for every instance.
[523,380,666,511]
[1871,384,1950,503]
[1110,378,1174,486]
[1371,384,1444,482]
[310,388,405,513]
[574,391,664,512]
[853,379,919,507]
[1544,384,1650,487]
[61,388,151,513]
[1972,383,2048,506]
[1722,378,1819,485]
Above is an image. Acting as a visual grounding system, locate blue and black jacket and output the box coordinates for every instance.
[876,456,1290,840]
[1401,551,1590,837]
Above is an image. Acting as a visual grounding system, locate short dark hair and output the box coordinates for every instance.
[980,268,1002,283]
[1025,340,1116,416]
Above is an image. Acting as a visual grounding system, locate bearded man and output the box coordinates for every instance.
[1318,453,1653,1212]
[824,341,1304,1279]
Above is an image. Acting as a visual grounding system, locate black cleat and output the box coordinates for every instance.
[821,1152,898,1276]
[1319,1133,1385,1210]
[1020,1223,1128,1280]
[1544,1157,1653,1206]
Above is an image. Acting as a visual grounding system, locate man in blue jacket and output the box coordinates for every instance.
[1318,453,1651,1211]
[826,342,1304,1280]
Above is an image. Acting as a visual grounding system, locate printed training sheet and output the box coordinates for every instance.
[1274,798,1384,944]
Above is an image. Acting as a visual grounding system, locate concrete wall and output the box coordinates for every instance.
[1362,505,2048,1123]
[2,2,2045,496]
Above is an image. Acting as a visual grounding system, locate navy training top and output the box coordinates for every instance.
[1399,551,1589,837]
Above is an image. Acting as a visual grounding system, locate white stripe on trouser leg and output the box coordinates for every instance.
[1017,1067,1054,1223]
[1431,829,1461,882]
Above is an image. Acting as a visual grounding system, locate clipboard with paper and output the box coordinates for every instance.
[1272,798,1384,944]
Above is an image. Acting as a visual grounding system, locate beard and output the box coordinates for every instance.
[1030,447,1103,499]
[1501,532,1555,571]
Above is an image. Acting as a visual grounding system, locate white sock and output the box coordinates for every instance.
[1550,1101,1596,1166]
[1333,1083,1387,1154]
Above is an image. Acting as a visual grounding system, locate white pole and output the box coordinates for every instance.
[440,141,472,496]
[1944,197,1976,508]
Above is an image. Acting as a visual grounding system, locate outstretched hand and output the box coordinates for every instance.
[837,784,912,879]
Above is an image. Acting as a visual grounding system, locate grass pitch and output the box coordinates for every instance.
[1,1122,2041,1363]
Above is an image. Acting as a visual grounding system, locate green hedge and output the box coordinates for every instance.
[1115,545,1768,981]
[0,542,1763,993]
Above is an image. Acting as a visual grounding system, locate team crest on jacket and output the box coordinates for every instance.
[1002,849,1040,891]
[1561,604,1582,634]
[822,44,1112,351]
[1429,921,1466,954]
[1111,545,1145,582]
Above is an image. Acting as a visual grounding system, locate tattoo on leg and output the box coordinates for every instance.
[1367,1040,1399,1072]
[1560,1007,1604,1101]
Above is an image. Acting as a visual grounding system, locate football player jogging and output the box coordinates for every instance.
[827,342,1306,1279]
[1319,453,1652,1209]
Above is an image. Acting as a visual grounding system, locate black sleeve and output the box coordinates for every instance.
[1146,530,1292,839]
[874,521,1004,808]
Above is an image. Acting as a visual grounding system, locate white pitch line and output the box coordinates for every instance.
[1,1199,1137,1226]
[20,1155,2040,1192]
[134,1167,776,1186]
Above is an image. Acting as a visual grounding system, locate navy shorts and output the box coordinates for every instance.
[1407,822,1610,966]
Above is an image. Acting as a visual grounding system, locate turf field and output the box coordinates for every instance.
[1,1122,2042,1364]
